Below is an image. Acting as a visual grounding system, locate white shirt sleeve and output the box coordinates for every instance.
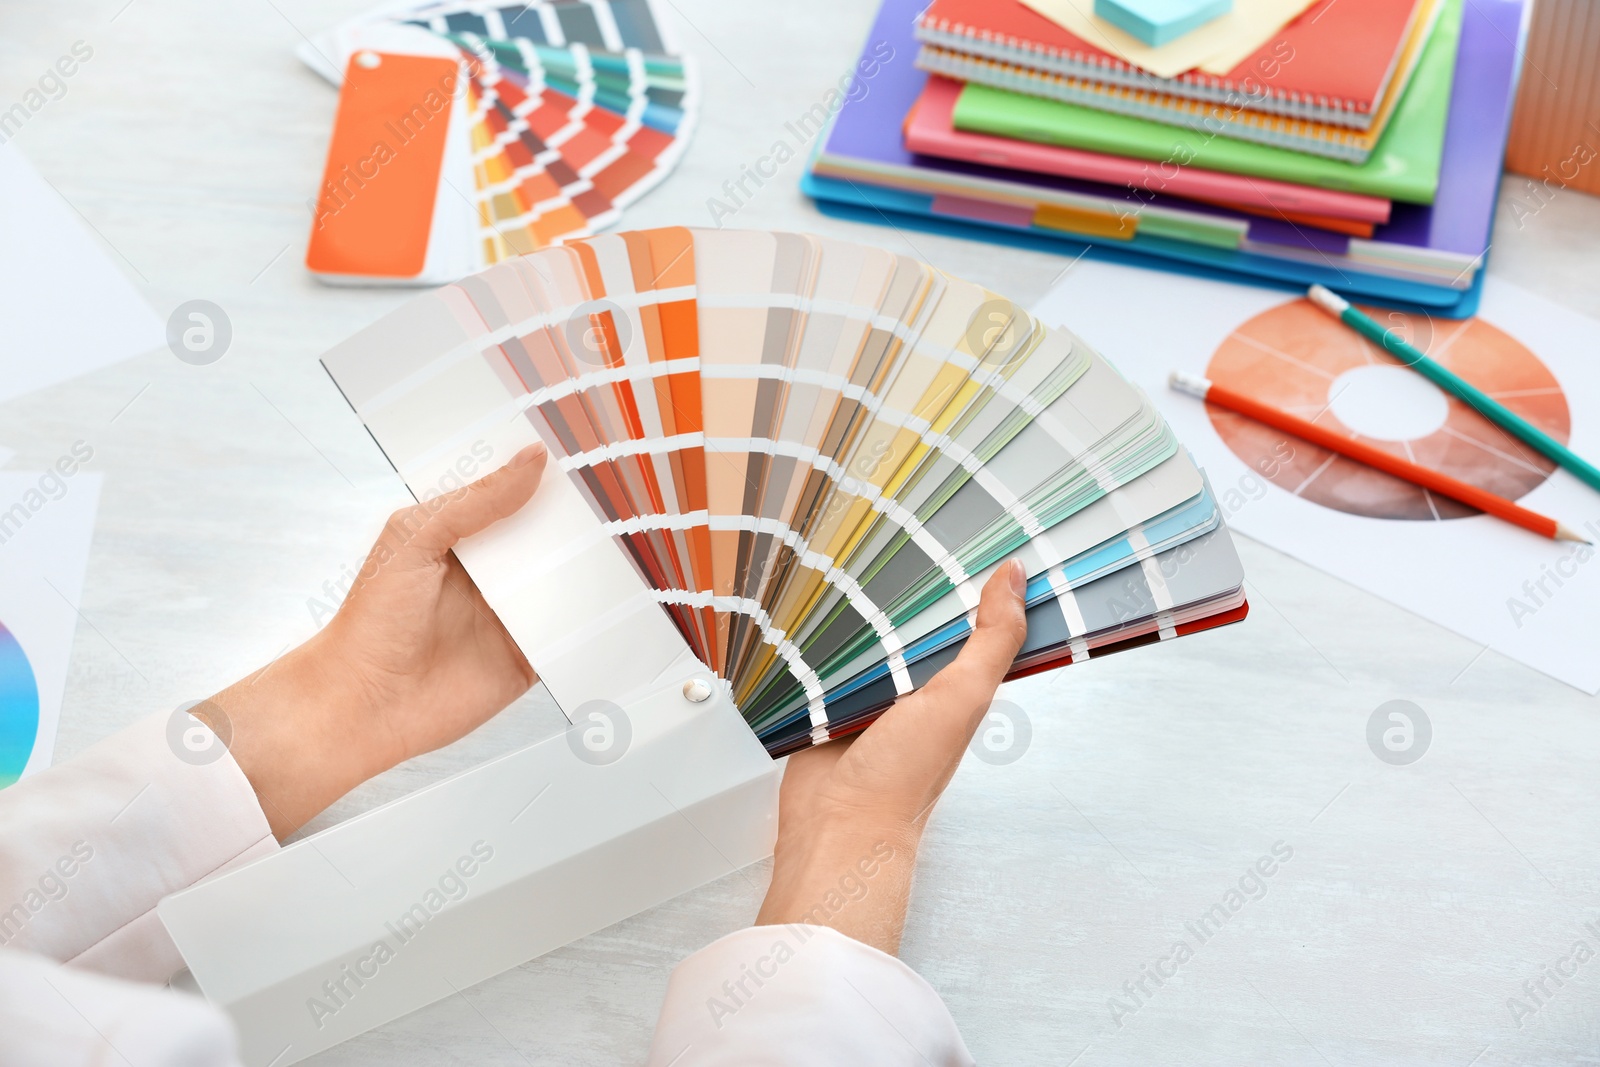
[0,948,243,1067]
[646,924,975,1066]
[0,709,274,1067]
[0,708,277,979]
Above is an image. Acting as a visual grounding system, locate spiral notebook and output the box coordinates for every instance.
[950,0,1463,205]
[917,0,1425,126]
[320,230,1248,753]
[917,0,1446,164]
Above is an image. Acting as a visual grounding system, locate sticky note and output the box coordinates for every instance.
[1094,0,1234,46]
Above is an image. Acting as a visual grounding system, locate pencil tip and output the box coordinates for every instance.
[1555,523,1590,544]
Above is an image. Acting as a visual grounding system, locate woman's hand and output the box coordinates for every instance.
[756,560,1028,953]
[198,443,548,838]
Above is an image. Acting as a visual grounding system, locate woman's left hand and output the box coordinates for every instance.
[198,443,548,838]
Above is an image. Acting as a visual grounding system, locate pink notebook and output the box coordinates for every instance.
[904,77,1392,225]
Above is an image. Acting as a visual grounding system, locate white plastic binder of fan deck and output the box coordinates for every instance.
[158,443,782,1066]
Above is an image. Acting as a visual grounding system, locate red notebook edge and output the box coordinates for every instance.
[917,0,1421,116]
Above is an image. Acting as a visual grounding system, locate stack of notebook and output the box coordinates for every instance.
[320,229,1248,754]
[924,0,1436,164]
[803,0,1527,316]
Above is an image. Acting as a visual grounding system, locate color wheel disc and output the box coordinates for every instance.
[1205,300,1571,521]
[0,622,40,788]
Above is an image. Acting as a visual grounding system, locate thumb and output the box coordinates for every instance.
[917,558,1029,739]
[400,443,549,558]
[853,559,1028,778]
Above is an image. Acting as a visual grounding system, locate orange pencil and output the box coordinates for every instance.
[1169,372,1590,544]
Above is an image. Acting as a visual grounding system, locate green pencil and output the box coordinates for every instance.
[1307,285,1600,494]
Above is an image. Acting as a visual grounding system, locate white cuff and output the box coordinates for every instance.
[647,925,974,1066]
[0,709,276,982]
[0,948,243,1067]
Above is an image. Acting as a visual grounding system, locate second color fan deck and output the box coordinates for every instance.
[301,0,695,284]
[322,230,1248,755]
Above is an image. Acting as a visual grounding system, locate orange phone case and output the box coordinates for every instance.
[306,51,461,278]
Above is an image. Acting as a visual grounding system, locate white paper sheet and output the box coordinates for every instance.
[0,471,102,785]
[0,143,164,404]
[1034,261,1600,693]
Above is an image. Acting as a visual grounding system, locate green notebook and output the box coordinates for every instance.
[951,0,1462,205]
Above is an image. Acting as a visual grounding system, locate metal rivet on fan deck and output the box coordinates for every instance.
[682,678,713,703]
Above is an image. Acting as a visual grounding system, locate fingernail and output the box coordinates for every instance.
[1008,558,1026,597]
[511,443,546,469]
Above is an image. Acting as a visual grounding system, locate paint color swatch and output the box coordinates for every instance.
[321,230,1250,752]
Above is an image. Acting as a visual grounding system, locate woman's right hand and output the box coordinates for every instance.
[755,560,1029,953]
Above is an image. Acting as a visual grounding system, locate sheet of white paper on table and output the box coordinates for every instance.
[0,143,163,405]
[0,472,102,783]
[1034,261,1600,693]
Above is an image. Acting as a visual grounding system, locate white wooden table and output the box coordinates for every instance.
[3,2,1599,1062]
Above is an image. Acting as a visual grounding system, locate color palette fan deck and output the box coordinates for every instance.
[302,0,695,284]
[321,230,1249,753]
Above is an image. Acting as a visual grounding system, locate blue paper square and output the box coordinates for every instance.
[1094,0,1233,45]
